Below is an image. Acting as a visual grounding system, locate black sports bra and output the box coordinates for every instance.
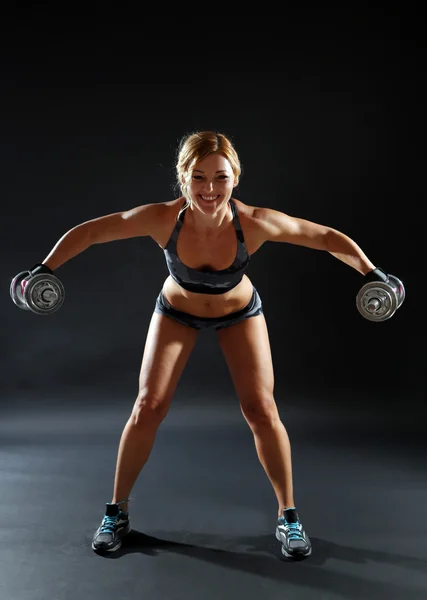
[163,199,250,295]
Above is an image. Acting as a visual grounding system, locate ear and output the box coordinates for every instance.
[233,177,239,188]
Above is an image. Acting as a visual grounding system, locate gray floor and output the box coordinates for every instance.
[0,393,426,600]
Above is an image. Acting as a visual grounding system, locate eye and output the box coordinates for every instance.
[192,175,203,180]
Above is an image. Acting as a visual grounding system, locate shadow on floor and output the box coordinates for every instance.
[88,529,427,600]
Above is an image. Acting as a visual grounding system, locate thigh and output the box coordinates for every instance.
[216,314,277,419]
[138,312,199,407]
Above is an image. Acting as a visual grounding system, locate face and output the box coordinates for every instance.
[186,153,237,215]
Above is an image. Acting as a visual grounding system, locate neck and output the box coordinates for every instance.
[187,199,232,234]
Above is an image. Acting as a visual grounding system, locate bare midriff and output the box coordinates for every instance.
[162,273,254,318]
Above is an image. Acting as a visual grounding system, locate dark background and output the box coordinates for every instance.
[1,11,423,416]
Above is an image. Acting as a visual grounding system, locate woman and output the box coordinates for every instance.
[37,131,381,559]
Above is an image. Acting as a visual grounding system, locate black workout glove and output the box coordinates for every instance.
[365,267,388,283]
[28,263,53,276]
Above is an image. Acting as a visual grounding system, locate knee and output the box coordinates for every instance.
[240,393,279,428]
[131,391,170,426]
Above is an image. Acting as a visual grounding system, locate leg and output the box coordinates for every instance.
[112,312,198,512]
[217,314,294,516]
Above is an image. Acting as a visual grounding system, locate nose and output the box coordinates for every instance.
[203,180,214,192]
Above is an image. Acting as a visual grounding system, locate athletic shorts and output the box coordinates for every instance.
[154,286,263,331]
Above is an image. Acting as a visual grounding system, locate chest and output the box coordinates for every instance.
[176,223,239,271]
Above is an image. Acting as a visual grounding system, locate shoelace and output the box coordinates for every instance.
[280,519,304,541]
[100,515,121,534]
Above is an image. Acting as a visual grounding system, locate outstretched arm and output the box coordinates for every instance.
[255,207,376,275]
[42,203,161,271]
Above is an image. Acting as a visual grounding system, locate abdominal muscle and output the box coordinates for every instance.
[162,274,254,318]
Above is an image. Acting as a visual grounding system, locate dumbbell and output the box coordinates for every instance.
[356,268,405,322]
[10,264,65,315]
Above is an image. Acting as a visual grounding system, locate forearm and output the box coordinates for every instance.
[41,223,93,271]
[326,229,376,275]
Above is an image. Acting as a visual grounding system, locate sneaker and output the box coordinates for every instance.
[92,503,131,552]
[275,507,312,559]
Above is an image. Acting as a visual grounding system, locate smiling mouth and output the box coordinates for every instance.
[199,195,219,202]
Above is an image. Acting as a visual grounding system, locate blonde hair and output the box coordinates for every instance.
[175,131,242,212]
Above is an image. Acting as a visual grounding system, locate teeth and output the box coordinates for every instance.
[201,195,218,201]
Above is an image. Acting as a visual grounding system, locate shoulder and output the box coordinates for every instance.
[232,198,280,234]
[236,198,304,231]
[232,198,275,223]
[231,198,275,251]
[125,197,185,220]
[232,198,302,248]
[84,198,185,245]
[144,197,186,247]
[233,199,286,222]
[231,198,259,224]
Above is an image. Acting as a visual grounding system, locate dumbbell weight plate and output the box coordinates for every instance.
[23,273,65,315]
[388,275,406,308]
[356,281,399,322]
[10,271,31,311]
